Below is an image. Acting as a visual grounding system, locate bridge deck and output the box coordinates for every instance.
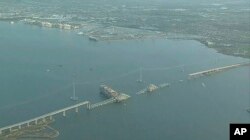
[90,98,116,109]
[0,101,90,133]
[189,62,249,78]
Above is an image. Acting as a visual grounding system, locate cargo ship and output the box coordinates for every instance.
[100,85,130,102]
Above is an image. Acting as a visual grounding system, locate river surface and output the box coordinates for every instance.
[0,22,249,140]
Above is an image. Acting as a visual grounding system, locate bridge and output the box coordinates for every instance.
[90,98,116,109]
[188,62,250,79]
[0,101,90,135]
[0,85,130,137]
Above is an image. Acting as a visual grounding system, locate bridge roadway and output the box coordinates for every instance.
[0,101,90,135]
[90,98,116,109]
[188,62,250,79]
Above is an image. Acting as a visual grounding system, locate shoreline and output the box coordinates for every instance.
[0,20,249,60]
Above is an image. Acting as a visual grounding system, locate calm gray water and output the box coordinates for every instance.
[0,22,249,140]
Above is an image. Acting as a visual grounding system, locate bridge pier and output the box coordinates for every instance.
[0,101,90,132]
[188,62,250,79]
[87,103,91,110]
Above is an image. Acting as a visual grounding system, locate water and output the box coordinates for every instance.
[0,22,249,140]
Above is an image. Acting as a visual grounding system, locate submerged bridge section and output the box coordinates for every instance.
[0,101,90,135]
[188,62,250,79]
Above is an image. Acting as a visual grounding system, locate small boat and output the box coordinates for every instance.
[179,80,184,82]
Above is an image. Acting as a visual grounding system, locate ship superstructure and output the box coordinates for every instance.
[100,85,130,102]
